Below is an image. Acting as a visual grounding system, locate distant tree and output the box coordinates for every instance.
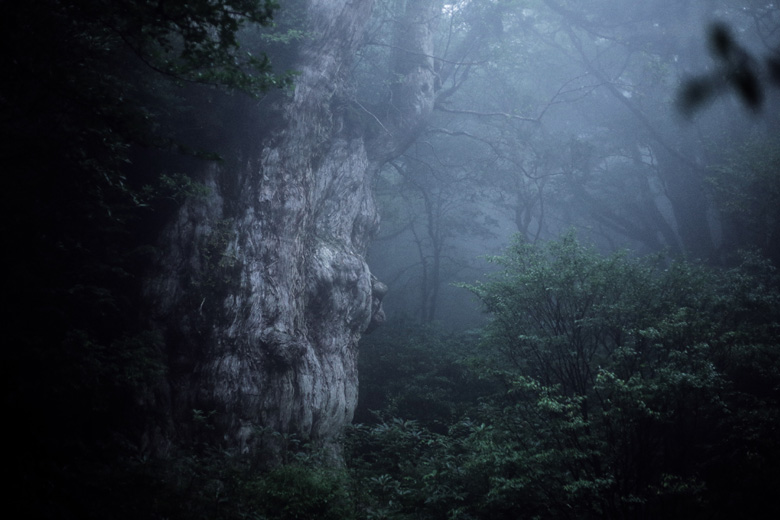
[371,148,495,324]
[360,0,512,326]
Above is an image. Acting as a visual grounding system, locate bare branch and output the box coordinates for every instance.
[434,105,541,122]
[353,99,394,137]
[365,40,490,67]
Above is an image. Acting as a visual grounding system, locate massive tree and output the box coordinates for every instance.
[143,0,442,457]
[4,0,445,471]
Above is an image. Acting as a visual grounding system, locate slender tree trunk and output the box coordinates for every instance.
[143,0,439,461]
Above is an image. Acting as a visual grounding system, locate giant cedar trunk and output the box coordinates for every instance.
[144,0,438,459]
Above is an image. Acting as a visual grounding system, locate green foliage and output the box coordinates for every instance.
[251,464,355,520]
[355,323,491,429]
[348,234,780,519]
[346,417,476,520]
[143,172,212,205]
[154,437,356,520]
[1,0,288,220]
[12,423,357,520]
[459,233,780,518]
[349,324,494,518]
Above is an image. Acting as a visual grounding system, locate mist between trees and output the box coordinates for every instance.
[3,0,779,519]
[368,0,780,330]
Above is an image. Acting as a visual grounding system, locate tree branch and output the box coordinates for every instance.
[433,105,541,122]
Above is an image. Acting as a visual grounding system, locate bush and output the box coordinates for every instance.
[348,234,780,520]
[250,464,354,520]
[461,233,780,518]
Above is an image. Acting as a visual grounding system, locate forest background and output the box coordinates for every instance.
[3,0,780,519]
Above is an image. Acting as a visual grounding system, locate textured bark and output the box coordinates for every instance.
[144,0,438,460]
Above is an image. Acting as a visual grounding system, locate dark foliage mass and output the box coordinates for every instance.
[2,0,286,516]
[348,235,780,519]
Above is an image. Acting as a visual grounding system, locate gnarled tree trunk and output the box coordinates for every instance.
[144,0,439,461]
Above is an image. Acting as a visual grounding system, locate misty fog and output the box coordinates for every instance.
[363,0,780,330]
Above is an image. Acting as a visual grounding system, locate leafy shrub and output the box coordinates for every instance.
[460,233,780,518]
[349,234,780,520]
[250,464,354,520]
[355,323,490,430]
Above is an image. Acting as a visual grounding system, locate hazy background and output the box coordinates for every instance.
[360,0,780,330]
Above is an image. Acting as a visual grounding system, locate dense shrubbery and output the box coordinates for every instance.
[354,323,489,429]
[346,234,780,519]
